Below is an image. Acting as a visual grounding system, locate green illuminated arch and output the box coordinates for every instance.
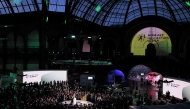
[131,27,172,56]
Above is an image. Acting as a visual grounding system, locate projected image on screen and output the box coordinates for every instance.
[23,70,68,83]
[163,77,190,100]
[131,27,172,56]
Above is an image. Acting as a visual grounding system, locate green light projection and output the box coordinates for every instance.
[64,20,67,24]
[95,5,101,12]
[13,0,22,4]
[131,27,172,56]
[46,0,49,6]
[75,18,82,22]
[185,1,190,7]
[46,16,48,22]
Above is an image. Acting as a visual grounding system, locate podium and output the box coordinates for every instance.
[81,95,87,101]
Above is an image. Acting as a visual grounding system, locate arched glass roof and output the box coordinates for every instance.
[0,0,65,14]
[72,0,190,26]
[0,0,190,26]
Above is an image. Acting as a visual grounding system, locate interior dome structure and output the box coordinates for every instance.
[107,69,125,83]
[1,0,190,108]
[0,0,190,26]
[71,0,190,26]
[128,65,152,81]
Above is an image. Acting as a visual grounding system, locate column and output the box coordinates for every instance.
[13,30,17,73]
[39,0,47,69]
[2,39,7,73]
[23,37,28,70]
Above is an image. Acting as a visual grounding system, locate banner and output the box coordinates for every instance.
[163,77,190,101]
[17,70,68,83]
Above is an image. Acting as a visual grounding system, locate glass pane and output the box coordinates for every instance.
[56,6,65,12]
[23,6,30,12]
[29,5,35,11]
[49,5,56,11]
[0,0,189,24]
[18,6,24,12]
[13,7,19,13]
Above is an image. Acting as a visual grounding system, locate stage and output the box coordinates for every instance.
[62,100,93,105]
[129,102,190,109]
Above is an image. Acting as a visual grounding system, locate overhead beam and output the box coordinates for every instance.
[177,0,190,19]
[6,0,15,14]
[137,0,143,17]
[153,0,158,16]
[82,0,97,19]
[161,0,177,23]
[123,0,133,26]
[101,0,119,26]
[70,0,81,13]
[34,0,40,11]
[170,0,188,21]
[92,0,114,23]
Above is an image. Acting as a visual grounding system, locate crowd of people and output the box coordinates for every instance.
[0,81,132,109]
[0,80,188,109]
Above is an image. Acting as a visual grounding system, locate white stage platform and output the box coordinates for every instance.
[62,100,93,105]
[129,102,190,109]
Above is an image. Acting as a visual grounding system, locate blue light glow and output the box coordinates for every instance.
[107,69,125,83]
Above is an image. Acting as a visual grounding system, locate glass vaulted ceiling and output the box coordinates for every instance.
[72,0,190,26]
[0,0,65,14]
[0,0,190,26]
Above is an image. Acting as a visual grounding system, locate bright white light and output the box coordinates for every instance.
[22,70,68,83]
[71,35,75,38]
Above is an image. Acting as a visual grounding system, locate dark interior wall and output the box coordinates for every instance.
[0,13,190,79]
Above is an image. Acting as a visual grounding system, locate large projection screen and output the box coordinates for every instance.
[163,77,190,101]
[131,27,172,56]
[18,70,68,83]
